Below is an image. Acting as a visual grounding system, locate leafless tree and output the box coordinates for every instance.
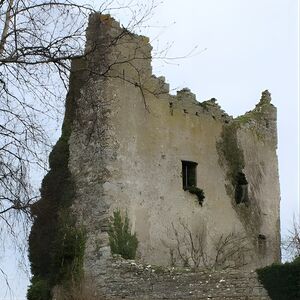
[0,3,94,292]
[172,221,208,269]
[0,0,158,234]
[212,232,251,269]
[0,0,94,238]
[171,220,252,270]
[282,220,300,261]
[0,0,159,290]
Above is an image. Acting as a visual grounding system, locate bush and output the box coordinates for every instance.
[257,257,300,300]
[52,221,86,283]
[27,277,51,300]
[108,210,138,259]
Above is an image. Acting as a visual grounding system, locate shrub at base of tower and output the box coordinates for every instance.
[108,210,138,259]
[257,257,300,300]
[51,219,86,284]
[27,277,51,300]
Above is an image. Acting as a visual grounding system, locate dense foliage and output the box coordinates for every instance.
[27,277,51,300]
[27,62,86,299]
[217,122,245,187]
[257,257,300,300]
[109,210,138,259]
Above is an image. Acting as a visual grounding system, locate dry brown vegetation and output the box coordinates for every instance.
[52,278,106,300]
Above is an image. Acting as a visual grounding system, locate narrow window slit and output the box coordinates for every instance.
[258,234,267,254]
[235,172,248,204]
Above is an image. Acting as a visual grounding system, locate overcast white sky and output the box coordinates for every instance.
[1,1,298,299]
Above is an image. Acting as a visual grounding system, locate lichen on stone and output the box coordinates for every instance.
[216,122,245,189]
[216,119,263,248]
[259,90,272,105]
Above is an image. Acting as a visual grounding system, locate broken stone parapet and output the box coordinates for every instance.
[83,14,237,124]
[258,90,272,105]
[199,98,232,122]
[177,88,197,103]
[147,75,170,94]
[235,90,277,146]
[255,90,276,122]
[91,256,271,299]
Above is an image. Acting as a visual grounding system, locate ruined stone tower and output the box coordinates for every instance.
[28,14,280,298]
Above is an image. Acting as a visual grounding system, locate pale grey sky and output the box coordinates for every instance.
[1,1,298,299]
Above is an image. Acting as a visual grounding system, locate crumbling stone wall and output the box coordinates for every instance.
[84,256,270,300]
[68,13,280,274]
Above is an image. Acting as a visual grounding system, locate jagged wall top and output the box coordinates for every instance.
[83,13,276,129]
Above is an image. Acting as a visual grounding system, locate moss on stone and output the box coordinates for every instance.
[217,122,245,188]
[216,120,263,245]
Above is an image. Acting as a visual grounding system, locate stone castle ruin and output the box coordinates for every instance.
[28,14,280,299]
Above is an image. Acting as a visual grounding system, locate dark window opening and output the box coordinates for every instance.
[182,161,205,206]
[235,171,249,204]
[265,119,270,128]
[258,234,267,254]
[182,161,197,189]
[169,102,174,116]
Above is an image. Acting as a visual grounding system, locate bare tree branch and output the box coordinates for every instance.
[282,220,300,260]
[0,0,162,291]
[0,0,14,55]
[171,219,252,270]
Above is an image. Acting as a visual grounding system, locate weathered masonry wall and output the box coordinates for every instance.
[60,13,281,297]
[67,256,270,300]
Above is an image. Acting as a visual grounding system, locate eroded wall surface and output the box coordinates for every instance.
[89,256,271,300]
[67,14,281,283]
